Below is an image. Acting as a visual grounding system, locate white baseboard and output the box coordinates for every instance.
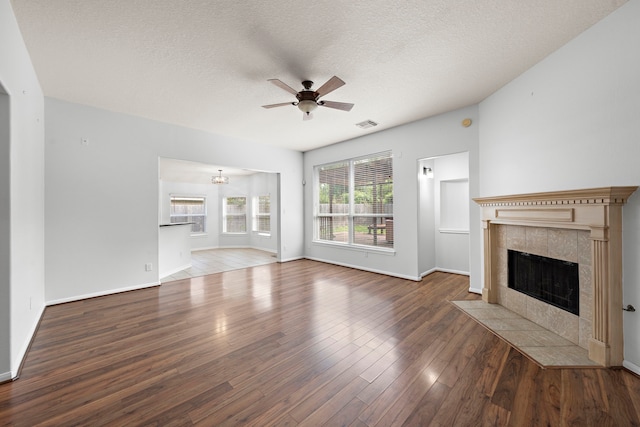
[420,268,438,278]
[304,259,471,282]
[422,268,470,278]
[468,286,482,295]
[435,267,470,276]
[623,359,640,376]
[159,263,191,279]
[46,281,160,306]
[304,257,421,281]
[279,256,304,263]
[0,371,12,382]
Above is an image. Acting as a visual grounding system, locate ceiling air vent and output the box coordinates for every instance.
[356,120,378,129]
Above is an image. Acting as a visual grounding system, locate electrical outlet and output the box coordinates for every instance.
[145,263,153,271]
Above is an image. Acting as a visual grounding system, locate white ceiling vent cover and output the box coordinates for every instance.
[356,120,378,129]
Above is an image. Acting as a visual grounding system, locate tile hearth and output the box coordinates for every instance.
[452,300,599,367]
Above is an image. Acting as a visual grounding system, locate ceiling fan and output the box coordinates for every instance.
[262,76,354,121]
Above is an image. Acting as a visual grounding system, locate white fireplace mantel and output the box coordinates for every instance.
[474,187,637,367]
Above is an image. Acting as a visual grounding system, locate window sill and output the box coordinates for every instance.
[438,229,469,235]
[190,233,208,238]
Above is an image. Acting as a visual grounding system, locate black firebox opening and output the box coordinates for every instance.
[508,249,579,316]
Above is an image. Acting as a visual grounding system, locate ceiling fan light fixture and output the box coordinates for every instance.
[212,169,229,184]
[297,100,318,114]
[263,76,353,120]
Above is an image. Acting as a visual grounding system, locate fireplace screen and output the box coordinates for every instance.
[508,250,579,315]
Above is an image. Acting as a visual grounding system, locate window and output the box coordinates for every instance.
[315,151,393,249]
[253,195,271,234]
[170,196,206,234]
[223,196,247,233]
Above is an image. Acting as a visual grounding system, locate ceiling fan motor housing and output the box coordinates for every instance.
[296,90,318,103]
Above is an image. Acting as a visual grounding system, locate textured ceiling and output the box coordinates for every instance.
[11,0,627,152]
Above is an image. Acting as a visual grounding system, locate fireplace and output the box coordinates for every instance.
[474,187,637,367]
[508,250,579,316]
[494,225,590,350]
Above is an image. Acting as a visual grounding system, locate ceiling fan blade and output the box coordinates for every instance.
[262,102,294,109]
[267,79,299,96]
[319,100,354,111]
[315,76,346,98]
[303,112,313,121]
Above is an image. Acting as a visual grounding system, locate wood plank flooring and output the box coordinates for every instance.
[1,260,639,426]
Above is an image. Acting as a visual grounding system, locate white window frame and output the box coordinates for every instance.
[252,194,271,235]
[222,196,247,234]
[169,195,207,235]
[313,151,393,251]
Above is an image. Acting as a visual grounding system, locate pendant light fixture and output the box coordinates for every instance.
[211,169,229,184]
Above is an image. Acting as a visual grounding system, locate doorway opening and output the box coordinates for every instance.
[417,152,470,277]
[157,158,280,280]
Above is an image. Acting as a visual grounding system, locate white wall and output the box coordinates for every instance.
[418,158,435,276]
[45,98,303,304]
[479,0,640,371]
[158,224,192,278]
[0,83,10,382]
[0,0,46,380]
[303,105,480,285]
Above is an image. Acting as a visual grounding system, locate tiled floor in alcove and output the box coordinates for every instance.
[161,248,277,282]
[452,300,599,367]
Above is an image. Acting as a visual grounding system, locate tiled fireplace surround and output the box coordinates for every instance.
[474,187,637,367]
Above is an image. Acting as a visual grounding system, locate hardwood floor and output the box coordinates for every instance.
[1,260,639,426]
